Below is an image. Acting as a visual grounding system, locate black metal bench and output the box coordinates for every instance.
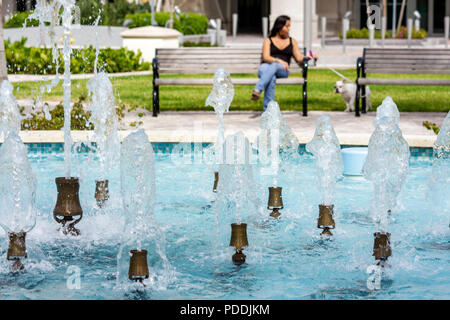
[152,47,309,117]
[355,48,450,116]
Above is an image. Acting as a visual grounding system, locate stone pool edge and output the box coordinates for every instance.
[12,130,436,148]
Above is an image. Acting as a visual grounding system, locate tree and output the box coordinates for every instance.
[0,0,8,81]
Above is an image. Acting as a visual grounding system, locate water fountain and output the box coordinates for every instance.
[205,67,234,193]
[30,0,83,235]
[306,114,343,236]
[427,111,449,226]
[0,80,21,141]
[117,130,171,286]
[256,101,299,218]
[86,72,120,208]
[363,97,410,267]
[216,131,256,264]
[0,133,37,271]
[0,80,37,271]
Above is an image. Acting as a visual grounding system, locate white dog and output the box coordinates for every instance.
[335,80,371,112]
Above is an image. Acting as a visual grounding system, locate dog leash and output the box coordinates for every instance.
[325,66,355,84]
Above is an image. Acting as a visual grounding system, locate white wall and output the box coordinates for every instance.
[270,0,318,45]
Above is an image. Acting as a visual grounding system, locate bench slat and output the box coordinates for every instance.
[155,78,305,86]
[366,63,450,69]
[365,49,450,54]
[358,78,450,85]
[365,55,450,61]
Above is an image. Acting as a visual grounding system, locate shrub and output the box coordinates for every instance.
[340,27,426,39]
[423,121,440,135]
[76,0,151,26]
[21,94,126,130]
[5,38,151,74]
[4,11,40,28]
[21,94,93,130]
[125,12,208,35]
[182,41,216,47]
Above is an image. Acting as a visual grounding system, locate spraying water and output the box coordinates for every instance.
[205,67,235,169]
[30,0,78,179]
[256,101,299,186]
[0,133,37,235]
[306,114,343,206]
[216,131,260,224]
[117,130,172,288]
[0,80,21,141]
[427,111,449,219]
[87,72,120,181]
[363,97,410,232]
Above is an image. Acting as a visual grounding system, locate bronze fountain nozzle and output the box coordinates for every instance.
[268,187,283,218]
[373,232,392,265]
[95,179,109,208]
[128,249,150,282]
[318,204,336,236]
[213,172,219,193]
[53,177,83,236]
[7,232,27,271]
[230,223,248,265]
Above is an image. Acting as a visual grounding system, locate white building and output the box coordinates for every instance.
[3,0,450,37]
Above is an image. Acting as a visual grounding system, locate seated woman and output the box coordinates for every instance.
[252,15,318,111]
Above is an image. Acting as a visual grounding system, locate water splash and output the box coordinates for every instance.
[86,72,120,181]
[306,114,343,205]
[205,67,235,168]
[256,100,299,184]
[116,130,173,289]
[0,80,21,141]
[216,132,262,224]
[30,0,77,178]
[0,133,37,234]
[363,97,410,232]
[427,111,449,217]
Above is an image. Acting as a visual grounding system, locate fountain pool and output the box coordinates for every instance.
[0,143,447,300]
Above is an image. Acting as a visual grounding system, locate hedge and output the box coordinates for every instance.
[124,12,208,35]
[5,38,150,75]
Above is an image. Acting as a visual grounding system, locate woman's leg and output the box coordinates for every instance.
[262,67,290,110]
[254,63,278,93]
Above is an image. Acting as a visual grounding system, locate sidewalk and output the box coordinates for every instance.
[18,110,446,148]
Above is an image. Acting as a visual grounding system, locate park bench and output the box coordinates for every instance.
[355,48,450,116]
[152,47,310,117]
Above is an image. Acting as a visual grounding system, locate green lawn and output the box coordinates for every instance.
[13,69,450,112]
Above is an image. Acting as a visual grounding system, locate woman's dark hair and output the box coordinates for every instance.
[269,15,291,38]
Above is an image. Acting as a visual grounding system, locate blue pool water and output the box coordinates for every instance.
[0,144,448,300]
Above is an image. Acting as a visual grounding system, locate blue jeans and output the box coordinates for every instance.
[254,62,290,110]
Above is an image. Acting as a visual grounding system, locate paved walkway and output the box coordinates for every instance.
[18,110,446,147]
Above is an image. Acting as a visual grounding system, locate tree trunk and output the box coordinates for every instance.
[0,0,8,82]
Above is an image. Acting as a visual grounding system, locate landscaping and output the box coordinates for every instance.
[5,38,150,74]
[339,27,427,39]
[4,0,209,36]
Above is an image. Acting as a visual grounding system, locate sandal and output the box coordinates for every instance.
[251,89,260,101]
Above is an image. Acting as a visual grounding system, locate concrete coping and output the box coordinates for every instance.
[11,130,436,148]
[120,26,182,39]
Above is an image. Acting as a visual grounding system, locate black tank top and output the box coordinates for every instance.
[270,37,293,65]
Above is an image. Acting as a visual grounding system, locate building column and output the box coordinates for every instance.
[428,0,433,34]
[270,0,317,44]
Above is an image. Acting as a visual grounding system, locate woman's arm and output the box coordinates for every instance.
[292,38,318,64]
[262,38,289,71]
[292,38,305,64]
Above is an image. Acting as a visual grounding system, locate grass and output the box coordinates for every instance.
[13,69,450,112]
